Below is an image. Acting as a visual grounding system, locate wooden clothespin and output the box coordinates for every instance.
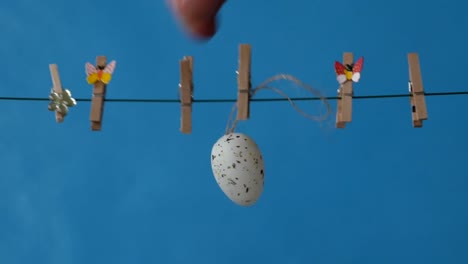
[180,56,193,134]
[89,56,107,131]
[85,56,116,131]
[237,44,251,120]
[335,52,354,128]
[48,64,76,123]
[407,53,428,127]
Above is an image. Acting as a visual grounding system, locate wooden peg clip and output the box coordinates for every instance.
[180,56,193,134]
[407,53,428,127]
[237,44,251,120]
[49,64,65,123]
[336,52,354,128]
[49,64,76,123]
[90,56,108,131]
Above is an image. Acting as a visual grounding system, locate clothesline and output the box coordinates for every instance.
[0,90,466,103]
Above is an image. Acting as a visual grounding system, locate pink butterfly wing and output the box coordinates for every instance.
[353,57,364,73]
[85,62,97,76]
[104,60,116,74]
[334,61,346,75]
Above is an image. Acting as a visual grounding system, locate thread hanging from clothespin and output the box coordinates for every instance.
[407,53,428,127]
[226,75,332,134]
[85,56,117,131]
[48,64,76,123]
[236,44,251,120]
[179,56,193,134]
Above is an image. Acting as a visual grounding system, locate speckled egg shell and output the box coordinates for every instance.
[211,133,265,206]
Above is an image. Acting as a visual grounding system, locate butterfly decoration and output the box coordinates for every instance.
[334,57,364,85]
[48,89,77,115]
[85,60,116,85]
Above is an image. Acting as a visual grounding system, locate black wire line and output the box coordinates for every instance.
[0,91,467,103]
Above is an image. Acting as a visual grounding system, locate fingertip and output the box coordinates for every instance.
[191,19,217,40]
[168,0,225,40]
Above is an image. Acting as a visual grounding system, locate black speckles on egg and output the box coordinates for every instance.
[211,155,216,160]
[242,184,250,193]
[236,160,241,164]
[232,163,236,169]
[227,179,237,185]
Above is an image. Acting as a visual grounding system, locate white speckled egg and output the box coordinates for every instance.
[211,133,265,206]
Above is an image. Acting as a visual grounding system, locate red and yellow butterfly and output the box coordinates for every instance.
[85,60,116,85]
[334,57,364,85]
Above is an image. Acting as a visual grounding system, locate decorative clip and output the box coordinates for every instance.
[179,56,193,134]
[48,64,76,123]
[335,53,364,128]
[85,56,116,131]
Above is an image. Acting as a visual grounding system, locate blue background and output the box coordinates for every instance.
[1,0,467,263]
